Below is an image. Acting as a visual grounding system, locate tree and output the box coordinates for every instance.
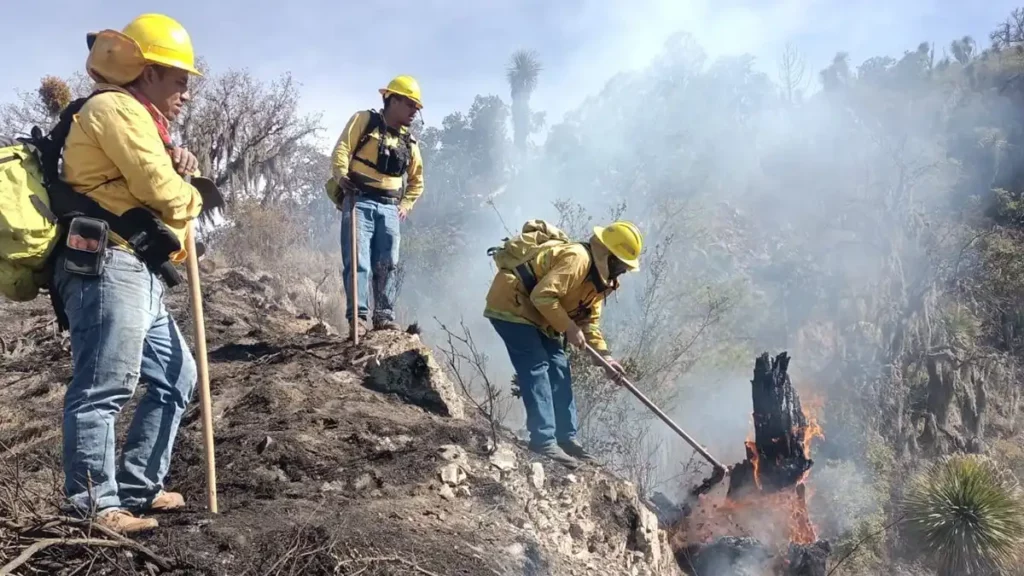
[178,65,323,206]
[990,8,1024,50]
[820,52,852,91]
[778,42,807,104]
[506,49,542,155]
[951,36,977,65]
[0,73,93,136]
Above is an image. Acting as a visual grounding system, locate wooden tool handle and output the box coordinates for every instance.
[185,220,219,513]
[584,344,727,474]
[349,199,359,345]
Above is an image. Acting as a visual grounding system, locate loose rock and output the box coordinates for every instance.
[364,337,466,418]
[489,445,518,471]
[531,462,545,489]
[440,463,467,486]
[570,520,593,540]
[256,435,273,454]
[353,473,374,491]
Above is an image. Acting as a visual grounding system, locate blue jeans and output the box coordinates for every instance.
[53,247,197,514]
[489,319,577,447]
[340,196,400,323]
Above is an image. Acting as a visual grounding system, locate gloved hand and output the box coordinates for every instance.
[596,355,626,381]
[339,176,359,195]
[565,322,587,350]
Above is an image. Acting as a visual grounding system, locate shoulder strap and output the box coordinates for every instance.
[352,110,384,158]
[519,242,603,296]
[27,89,118,187]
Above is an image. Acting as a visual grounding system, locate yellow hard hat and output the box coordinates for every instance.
[120,13,201,76]
[594,221,643,271]
[379,75,423,109]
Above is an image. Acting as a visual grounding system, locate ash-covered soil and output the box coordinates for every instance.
[0,265,680,576]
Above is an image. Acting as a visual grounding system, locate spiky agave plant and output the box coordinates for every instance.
[903,454,1024,575]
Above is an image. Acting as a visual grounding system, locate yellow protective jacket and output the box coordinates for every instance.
[330,110,424,212]
[62,84,203,263]
[484,241,618,355]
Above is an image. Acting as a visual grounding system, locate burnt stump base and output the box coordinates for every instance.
[679,538,831,576]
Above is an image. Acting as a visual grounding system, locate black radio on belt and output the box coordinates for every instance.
[63,216,109,276]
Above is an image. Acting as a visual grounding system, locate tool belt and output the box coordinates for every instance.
[345,179,401,205]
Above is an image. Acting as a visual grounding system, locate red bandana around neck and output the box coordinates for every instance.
[127,87,174,150]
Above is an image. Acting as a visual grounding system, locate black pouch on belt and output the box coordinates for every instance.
[63,216,109,276]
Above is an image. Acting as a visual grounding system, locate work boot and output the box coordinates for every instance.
[348,318,370,337]
[559,439,600,465]
[96,508,158,534]
[147,491,185,512]
[529,442,580,469]
[373,318,402,331]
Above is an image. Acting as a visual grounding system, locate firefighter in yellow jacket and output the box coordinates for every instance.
[484,221,643,467]
[328,77,425,333]
[54,14,205,534]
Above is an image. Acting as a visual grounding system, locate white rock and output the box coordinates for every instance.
[320,480,345,492]
[439,484,456,501]
[439,463,467,486]
[605,485,618,502]
[488,445,518,471]
[557,534,574,555]
[531,462,545,489]
[630,503,662,568]
[352,473,374,491]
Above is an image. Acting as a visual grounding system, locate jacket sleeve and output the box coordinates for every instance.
[580,298,611,355]
[399,141,424,212]
[529,251,589,334]
[331,111,368,183]
[88,101,201,223]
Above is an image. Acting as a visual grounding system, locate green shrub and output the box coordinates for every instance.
[903,454,1024,575]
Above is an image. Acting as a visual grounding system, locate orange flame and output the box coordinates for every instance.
[673,389,826,556]
[745,439,762,490]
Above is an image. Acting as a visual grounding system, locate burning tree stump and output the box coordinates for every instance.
[673,352,829,576]
[728,352,814,497]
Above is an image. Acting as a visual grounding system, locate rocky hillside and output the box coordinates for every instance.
[0,265,679,576]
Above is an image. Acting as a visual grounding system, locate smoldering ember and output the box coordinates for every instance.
[667,352,831,576]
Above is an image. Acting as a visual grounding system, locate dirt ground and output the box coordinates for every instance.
[0,266,679,576]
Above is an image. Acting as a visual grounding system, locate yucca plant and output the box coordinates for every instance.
[903,454,1024,575]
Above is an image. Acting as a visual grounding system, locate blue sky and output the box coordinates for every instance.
[3,0,1019,150]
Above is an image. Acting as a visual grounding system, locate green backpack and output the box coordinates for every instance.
[486,220,572,292]
[0,136,60,301]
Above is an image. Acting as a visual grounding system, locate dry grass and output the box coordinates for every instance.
[0,443,172,575]
[207,200,349,331]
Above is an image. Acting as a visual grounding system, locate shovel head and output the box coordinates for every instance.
[192,176,226,225]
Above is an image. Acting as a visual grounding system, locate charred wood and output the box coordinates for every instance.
[728,352,814,496]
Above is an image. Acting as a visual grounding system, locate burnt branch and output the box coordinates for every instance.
[434,318,511,453]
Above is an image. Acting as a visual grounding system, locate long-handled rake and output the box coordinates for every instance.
[583,343,728,492]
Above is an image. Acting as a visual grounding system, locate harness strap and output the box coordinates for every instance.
[517,242,604,295]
